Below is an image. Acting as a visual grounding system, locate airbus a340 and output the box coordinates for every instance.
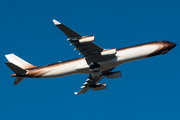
[5,19,176,94]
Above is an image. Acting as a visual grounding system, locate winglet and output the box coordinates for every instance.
[74,92,79,95]
[52,19,61,25]
[80,86,85,88]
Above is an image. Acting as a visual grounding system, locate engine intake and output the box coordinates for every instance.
[92,83,106,91]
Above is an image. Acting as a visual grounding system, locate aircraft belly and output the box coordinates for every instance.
[99,56,126,71]
[75,60,90,73]
[41,63,78,78]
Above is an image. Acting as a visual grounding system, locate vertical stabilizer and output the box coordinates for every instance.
[5,54,37,69]
[5,54,36,85]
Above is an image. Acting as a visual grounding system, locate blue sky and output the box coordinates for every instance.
[0,0,180,119]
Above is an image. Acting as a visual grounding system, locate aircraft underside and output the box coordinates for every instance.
[5,19,176,94]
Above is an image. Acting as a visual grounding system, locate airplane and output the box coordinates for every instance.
[5,19,176,95]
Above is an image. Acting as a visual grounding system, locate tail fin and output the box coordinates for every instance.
[5,54,36,85]
[5,54,37,69]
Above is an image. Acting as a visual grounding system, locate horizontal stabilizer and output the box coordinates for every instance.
[52,19,82,38]
[14,77,25,85]
[5,62,27,74]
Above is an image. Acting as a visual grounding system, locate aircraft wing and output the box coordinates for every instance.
[74,68,114,95]
[74,74,105,95]
[52,19,116,64]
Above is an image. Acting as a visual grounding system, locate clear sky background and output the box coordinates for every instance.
[0,0,180,120]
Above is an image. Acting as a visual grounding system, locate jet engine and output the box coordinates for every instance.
[106,71,121,79]
[92,83,107,91]
[101,48,116,56]
[79,35,95,43]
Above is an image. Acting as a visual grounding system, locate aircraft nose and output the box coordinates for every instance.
[163,41,177,50]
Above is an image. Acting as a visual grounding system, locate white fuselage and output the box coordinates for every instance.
[37,43,163,78]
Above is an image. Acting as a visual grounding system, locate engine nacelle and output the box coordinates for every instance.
[79,35,95,43]
[92,83,107,91]
[106,71,121,79]
[101,48,116,56]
